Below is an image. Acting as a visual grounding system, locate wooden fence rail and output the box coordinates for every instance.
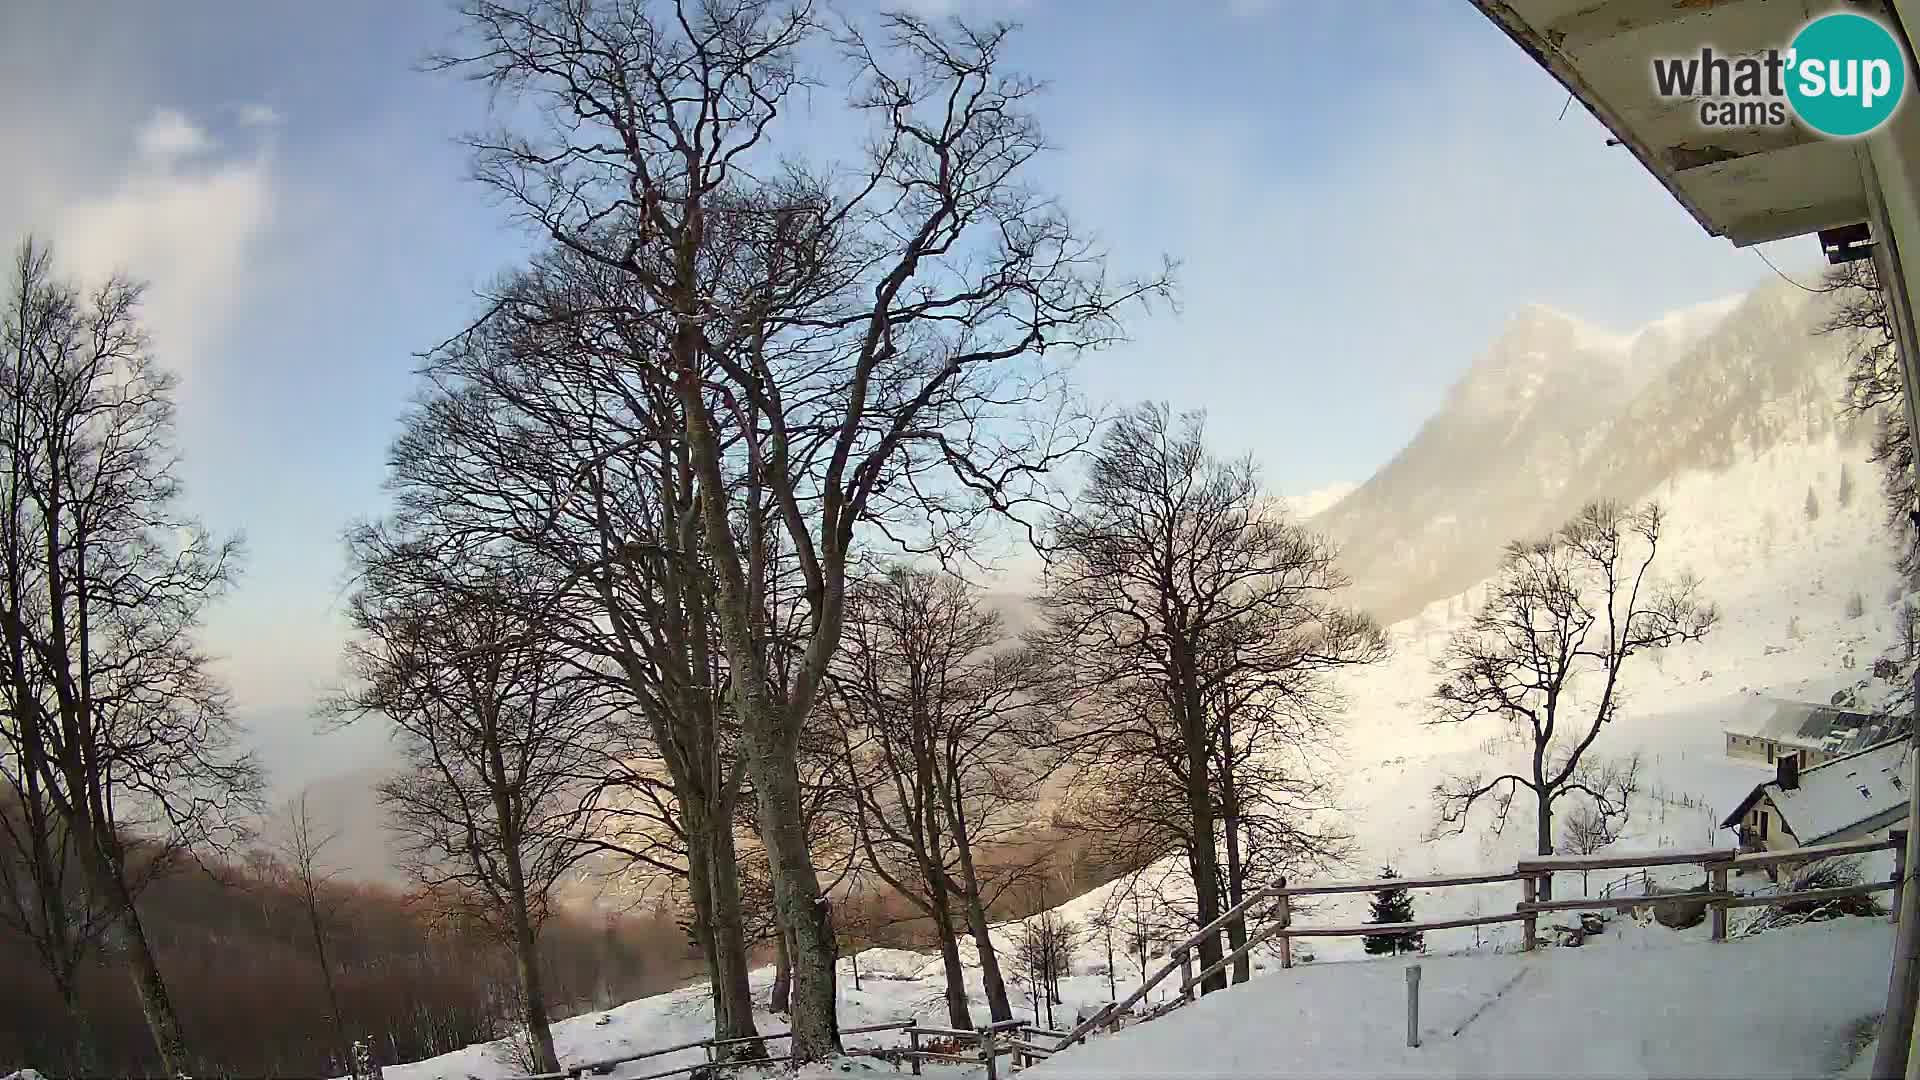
[1057,830,1908,1053]
[499,1014,1079,1080]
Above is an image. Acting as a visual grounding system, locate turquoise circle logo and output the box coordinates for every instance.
[1786,12,1907,137]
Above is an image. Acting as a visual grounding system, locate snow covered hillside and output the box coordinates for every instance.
[1311,429,1903,957]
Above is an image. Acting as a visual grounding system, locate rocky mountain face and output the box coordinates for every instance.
[1313,282,1871,622]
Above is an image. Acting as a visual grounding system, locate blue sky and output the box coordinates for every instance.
[0,0,1820,790]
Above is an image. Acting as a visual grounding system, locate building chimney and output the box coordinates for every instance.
[1778,752,1800,791]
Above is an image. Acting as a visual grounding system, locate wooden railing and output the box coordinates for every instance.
[491,832,1909,1079]
[1051,830,1909,1053]
[504,1014,1072,1080]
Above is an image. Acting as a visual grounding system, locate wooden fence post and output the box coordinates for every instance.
[1894,829,1909,925]
[981,1025,999,1080]
[1520,874,1537,952]
[1179,948,1195,1001]
[1278,878,1293,970]
[1710,863,1729,942]
[1405,964,1422,1048]
[909,1028,921,1076]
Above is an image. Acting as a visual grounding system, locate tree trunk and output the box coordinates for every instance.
[932,909,973,1029]
[1219,730,1250,985]
[686,833,723,1010]
[946,784,1012,1021]
[684,795,761,1053]
[677,363,839,1061]
[919,768,973,1029]
[1222,823,1249,985]
[305,900,350,1070]
[1536,795,1555,904]
[739,712,839,1056]
[705,818,763,1054]
[1104,925,1117,1003]
[52,969,93,1075]
[1175,657,1226,995]
[771,921,792,1015]
[505,870,560,1074]
[73,818,189,1076]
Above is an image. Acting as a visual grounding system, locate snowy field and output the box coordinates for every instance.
[1028,918,1891,1079]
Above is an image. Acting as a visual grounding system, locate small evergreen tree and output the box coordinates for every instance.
[1362,866,1424,955]
[1839,463,1855,508]
[1805,485,1821,521]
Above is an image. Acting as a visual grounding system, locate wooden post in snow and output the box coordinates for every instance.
[1179,948,1195,1002]
[1710,864,1729,942]
[1520,875,1538,952]
[1405,965,1422,1048]
[980,1025,999,1080]
[909,1028,922,1076]
[1278,882,1294,970]
[1894,829,1909,925]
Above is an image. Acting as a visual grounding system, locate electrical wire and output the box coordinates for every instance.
[1754,246,1823,294]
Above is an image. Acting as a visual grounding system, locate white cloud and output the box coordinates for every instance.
[135,108,214,160]
[1284,482,1358,520]
[53,110,275,376]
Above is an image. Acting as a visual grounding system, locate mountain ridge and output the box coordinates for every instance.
[1313,280,1869,623]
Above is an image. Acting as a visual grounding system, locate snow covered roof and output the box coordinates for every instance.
[1721,738,1912,845]
[1720,698,1900,756]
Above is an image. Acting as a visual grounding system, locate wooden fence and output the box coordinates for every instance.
[505,1015,1066,1080]
[496,832,1906,1079]
[1055,830,1908,1052]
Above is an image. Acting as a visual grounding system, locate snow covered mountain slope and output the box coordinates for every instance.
[1316,282,1868,622]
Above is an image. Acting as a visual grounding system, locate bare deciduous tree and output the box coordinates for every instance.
[1012,902,1078,1029]
[0,237,260,1076]
[378,243,769,1052]
[1037,402,1382,994]
[431,2,1169,1058]
[832,566,1049,1024]
[334,549,609,1076]
[1560,790,1630,896]
[270,792,350,1071]
[1431,502,1710,900]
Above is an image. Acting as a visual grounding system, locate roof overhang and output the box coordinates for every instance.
[1469,0,1883,246]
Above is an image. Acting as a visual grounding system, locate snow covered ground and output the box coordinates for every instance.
[1028,917,1891,1079]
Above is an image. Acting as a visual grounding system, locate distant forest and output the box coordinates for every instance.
[0,823,703,1079]
[0,794,1129,1079]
